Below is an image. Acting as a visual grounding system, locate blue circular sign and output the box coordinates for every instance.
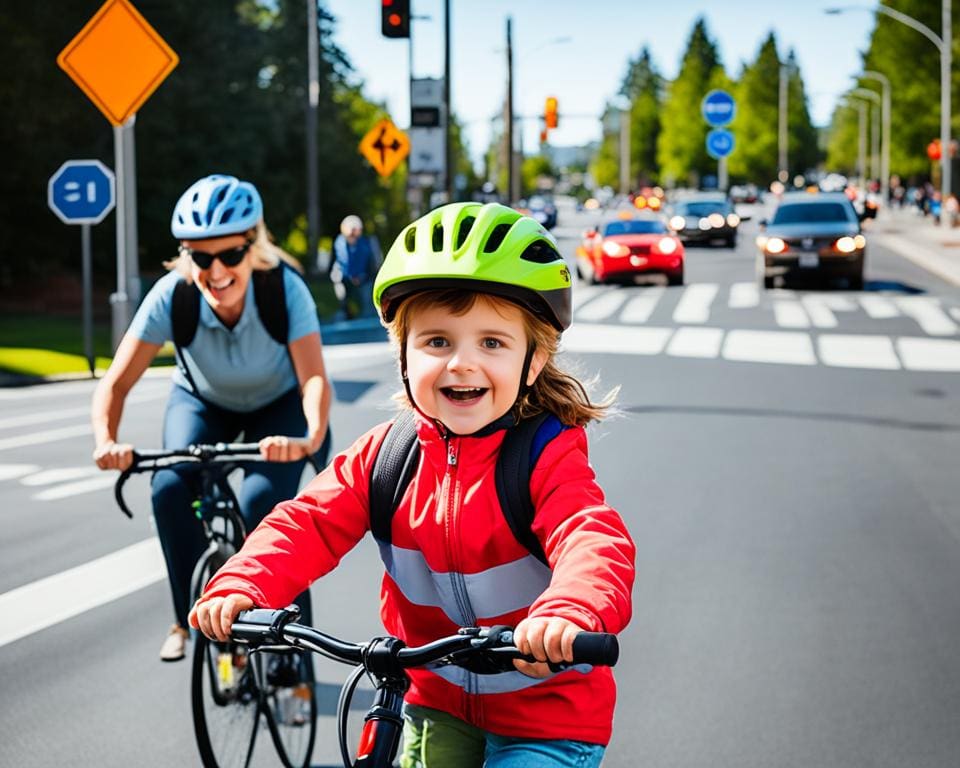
[706,129,735,159]
[701,89,736,127]
[48,160,116,225]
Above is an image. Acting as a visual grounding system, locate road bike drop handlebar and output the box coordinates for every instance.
[113,442,322,518]
[230,607,619,767]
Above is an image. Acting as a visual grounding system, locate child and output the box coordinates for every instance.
[190,202,636,767]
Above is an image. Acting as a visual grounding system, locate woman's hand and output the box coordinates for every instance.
[511,616,585,679]
[189,594,255,642]
[258,435,317,462]
[92,440,134,471]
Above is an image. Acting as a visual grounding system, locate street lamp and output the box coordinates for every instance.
[826,2,951,213]
[861,71,891,204]
[839,98,868,188]
[778,62,797,183]
[850,87,881,182]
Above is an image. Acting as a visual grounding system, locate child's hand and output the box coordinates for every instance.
[189,594,254,642]
[511,616,585,679]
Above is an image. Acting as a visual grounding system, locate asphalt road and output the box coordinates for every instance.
[3,199,960,767]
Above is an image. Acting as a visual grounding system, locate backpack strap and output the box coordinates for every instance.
[495,411,562,567]
[252,265,289,346]
[172,278,201,348]
[369,409,420,545]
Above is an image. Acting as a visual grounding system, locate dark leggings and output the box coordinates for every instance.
[151,384,330,628]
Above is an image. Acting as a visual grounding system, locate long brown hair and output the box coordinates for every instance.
[387,289,616,427]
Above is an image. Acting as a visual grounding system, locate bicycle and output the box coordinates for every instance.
[115,442,321,768]
[229,606,621,768]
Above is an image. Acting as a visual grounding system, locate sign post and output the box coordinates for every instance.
[48,160,117,377]
[57,0,178,350]
[359,118,411,178]
[701,90,736,191]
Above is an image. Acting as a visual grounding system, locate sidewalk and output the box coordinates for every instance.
[868,206,960,286]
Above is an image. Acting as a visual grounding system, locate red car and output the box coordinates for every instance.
[576,215,684,285]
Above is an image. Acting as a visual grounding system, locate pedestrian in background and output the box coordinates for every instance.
[330,214,381,320]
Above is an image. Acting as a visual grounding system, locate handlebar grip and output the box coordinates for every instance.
[571,632,619,667]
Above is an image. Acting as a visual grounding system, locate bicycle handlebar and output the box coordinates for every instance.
[230,608,619,670]
[114,442,322,518]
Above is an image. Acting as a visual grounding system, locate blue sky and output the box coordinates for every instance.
[323,1,877,165]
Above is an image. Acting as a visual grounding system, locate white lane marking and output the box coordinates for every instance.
[818,335,901,370]
[32,475,118,501]
[950,307,960,322]
[672,284,718,324]
[0,424,92,453]
[572,285,603,309]
[562,324,673,355]
[722,330,817,365]
[897,337,960,371]
[0,538,166,649]
[575,291,630,322]
[621,287,665,323]
[894,296,958,336]
[728,282,759,308]
[0,464,40,481]
[859,295,900,319]
[0,391,163,431]
[773,300,810,328]
[801,296,838,328]
[666,328,724,358]
[20,466,101,486]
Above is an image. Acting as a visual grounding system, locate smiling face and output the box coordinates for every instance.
[404,294,548,435]
[184,234,253,326]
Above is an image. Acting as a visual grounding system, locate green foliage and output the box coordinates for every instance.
[728,33,781,183]
[622,47,662,187]
[520,155,556,197]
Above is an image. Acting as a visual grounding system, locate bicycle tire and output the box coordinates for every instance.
[263,651,318,768]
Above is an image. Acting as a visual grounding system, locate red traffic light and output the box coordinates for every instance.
[544,96,558,129]
[382,0,410,38]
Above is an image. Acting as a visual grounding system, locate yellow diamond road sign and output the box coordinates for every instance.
[359,119,410,178]
[57,0,179,126]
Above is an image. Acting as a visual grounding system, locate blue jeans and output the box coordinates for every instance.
[484,735,605,768]
[151,384,330,628]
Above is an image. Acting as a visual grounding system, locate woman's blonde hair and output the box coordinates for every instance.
[165,220,302,281]
[387,289,616,427]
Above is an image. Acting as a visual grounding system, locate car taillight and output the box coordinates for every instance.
[835,236,857,253]
[765,237,787,255]
[657,237,678,255]
[602,240,629,257]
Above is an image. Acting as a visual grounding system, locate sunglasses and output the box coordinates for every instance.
[180,240,253,270]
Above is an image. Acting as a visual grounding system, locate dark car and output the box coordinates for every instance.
[756,192,865,289]
[520,195,558,229]
[666,195,741,247]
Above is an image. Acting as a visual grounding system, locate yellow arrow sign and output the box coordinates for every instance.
[359,118,410,178]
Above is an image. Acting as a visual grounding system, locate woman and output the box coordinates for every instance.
[92,174,332,661]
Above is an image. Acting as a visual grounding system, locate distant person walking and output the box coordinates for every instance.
[330,215,381,320]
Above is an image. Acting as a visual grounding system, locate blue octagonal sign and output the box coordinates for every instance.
[48,159,116,225]
[701,89,736,127]
[706,129,735,159]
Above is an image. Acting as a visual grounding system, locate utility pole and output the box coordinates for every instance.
[505,17,513,205]
[777,65,789,183]
[306,0,321,267]
[444,0,453,201]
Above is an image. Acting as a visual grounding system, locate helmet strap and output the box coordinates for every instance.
[516,342,536,408]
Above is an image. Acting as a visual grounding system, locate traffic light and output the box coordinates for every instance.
[544,96,558,129]
[381,0,410,39]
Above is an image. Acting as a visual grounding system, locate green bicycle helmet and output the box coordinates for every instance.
[374,202,572,330]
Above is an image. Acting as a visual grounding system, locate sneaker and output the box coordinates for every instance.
[159,624,189,662]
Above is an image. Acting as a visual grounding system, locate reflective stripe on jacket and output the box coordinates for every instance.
[200,410,636,745]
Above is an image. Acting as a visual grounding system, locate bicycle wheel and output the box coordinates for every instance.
[192,633,262,768]
[263,651,318,768]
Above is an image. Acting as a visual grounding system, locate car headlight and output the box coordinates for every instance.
[854,234,866,249]
[708,213,725,228]
[657,237,678,255]
[669,215,685,230]
[726,213,740,227]
[835,236,857,253]
[765,237,787,255]
[602,240,629,257]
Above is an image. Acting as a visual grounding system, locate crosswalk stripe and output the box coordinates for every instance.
[894,297,958,336]
[666,327,724,358]
[801,296,838,328]
[818,335,900,369]
[0,424,91,452]
[620,287,665,323]
[31,475,117,501]
[563,324,672,355]
[673,284,718,324]
[722,330,817,366]
[576,291,630,322]
[950,307,960,322]
[859,295,900,319]
[0,391,164,431]
[897,337,960,371]
[773,300,810,328]
[0,538,166,648]
[0,464,40,481]
[20,467,101,486]
[728,282,759,308]
[573,285,603,309]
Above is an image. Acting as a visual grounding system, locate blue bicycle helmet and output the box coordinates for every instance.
[171,174,263,239]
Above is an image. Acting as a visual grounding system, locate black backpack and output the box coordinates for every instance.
[368,409,567,566]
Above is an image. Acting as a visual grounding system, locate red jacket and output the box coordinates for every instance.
[201,411,635,745]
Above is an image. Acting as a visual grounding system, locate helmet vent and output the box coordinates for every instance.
[483,223,512,253]
[404,227,417,252]
[520,241,562,264]
[221,207,235,222]
[432,224,444,251]
[456,217,475,250]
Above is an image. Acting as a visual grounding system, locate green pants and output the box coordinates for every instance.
[400,703,486,768]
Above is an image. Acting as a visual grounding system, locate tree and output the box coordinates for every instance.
[656,17,726,187]
[622,47,663,186]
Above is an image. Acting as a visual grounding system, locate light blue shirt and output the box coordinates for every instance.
[129,268,321,412]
